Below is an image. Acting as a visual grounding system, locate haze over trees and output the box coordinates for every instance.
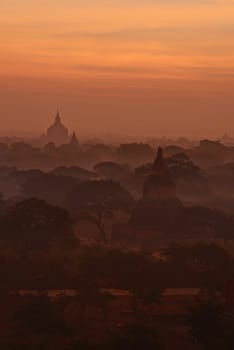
[0,137,234,349]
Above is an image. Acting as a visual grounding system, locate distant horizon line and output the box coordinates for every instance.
[0,131,231,143]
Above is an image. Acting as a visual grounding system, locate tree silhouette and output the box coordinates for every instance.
[1,198,75,251]
[66,180,133,215]
[77,200,113,244]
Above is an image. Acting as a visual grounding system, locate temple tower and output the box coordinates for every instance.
[143,147,177,200]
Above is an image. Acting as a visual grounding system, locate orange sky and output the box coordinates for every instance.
[1,0,234,138]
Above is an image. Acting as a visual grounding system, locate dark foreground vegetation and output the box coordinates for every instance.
[0,240,234,349]
[1,140,234,348]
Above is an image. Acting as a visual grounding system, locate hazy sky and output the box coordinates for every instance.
[1,0,234,137]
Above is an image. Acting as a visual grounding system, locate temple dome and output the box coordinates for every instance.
[46,111,69,145]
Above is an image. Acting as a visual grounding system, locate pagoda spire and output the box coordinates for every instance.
[152,147,168,172]
[55,109,61,123]
[143,146,176,199]
[70,131,79,146]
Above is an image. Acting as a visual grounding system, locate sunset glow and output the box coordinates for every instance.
[1,0,234,136]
